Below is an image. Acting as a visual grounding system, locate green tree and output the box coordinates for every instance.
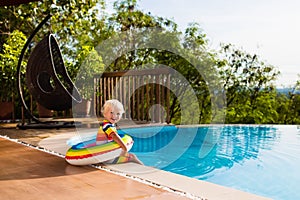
[0,30,27,101]
[0,0,105,78]
[217,44,280,124]
[75,46,105,100]
[0,0,106,118]
[99,2,220,124]
[173,23,217,124]
[1,0,288,125]
[102,0,178,71]
[279,79,300,124]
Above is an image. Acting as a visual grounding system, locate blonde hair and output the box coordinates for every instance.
[101,99,124,115]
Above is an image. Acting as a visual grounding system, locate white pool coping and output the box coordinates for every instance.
[38,128,271,200]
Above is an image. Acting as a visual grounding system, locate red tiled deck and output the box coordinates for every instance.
[0,138,190,200]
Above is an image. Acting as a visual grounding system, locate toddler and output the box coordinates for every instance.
[96,99,143,165]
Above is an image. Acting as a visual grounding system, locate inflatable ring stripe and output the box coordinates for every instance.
[65,134,133,165]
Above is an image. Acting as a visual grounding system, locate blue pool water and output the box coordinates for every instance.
[119,125,300,200]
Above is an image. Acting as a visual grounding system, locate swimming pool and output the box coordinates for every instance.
[119,125,300,200]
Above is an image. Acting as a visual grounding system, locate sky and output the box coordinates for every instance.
[109,0,300,88]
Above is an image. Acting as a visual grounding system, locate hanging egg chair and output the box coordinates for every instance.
[17,14,82,129]
[26,34,81,111]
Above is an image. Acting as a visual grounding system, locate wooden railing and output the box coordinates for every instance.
[94,68,171,123]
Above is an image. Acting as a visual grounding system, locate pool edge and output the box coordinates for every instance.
[105,162,271,200]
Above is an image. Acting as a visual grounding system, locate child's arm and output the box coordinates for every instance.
[110,132,128,152]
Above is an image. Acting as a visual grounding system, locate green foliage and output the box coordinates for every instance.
[1,0,300,124]
[0,0,105,78]
[278,79,300,124]
[48,0,106,74]
[75,46,105,100]
[217,44,281,124]
[102,0,179,72]
[0,30,26,101]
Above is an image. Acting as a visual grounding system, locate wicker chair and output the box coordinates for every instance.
[16,15,82,128]
[26,34,82,111]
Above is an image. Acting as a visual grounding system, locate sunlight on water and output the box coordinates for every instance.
[121,125,300,200]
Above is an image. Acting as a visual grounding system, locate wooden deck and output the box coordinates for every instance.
[0,137,190,200]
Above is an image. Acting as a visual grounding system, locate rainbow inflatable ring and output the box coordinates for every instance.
[65,134,134,166]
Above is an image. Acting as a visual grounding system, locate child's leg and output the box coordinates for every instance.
[111,152,143,165]
[127,153,144,165]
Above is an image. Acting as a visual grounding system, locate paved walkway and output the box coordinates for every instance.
[0,137,189,200]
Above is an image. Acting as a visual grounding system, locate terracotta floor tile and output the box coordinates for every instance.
[0,138,189,200]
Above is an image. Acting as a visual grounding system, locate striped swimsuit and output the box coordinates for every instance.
[97,119,132,164]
